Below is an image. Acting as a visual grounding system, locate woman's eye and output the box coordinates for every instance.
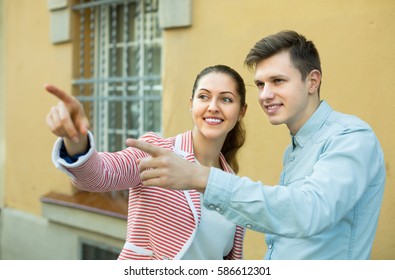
[223,97,233,103]
[198,94,208,100]
[274,79,283,84]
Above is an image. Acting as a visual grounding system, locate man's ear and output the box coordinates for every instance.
[308,70,322,94]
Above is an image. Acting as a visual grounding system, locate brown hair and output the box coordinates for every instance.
[192,65,246,173]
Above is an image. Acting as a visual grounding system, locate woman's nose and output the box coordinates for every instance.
[208,99,219,112]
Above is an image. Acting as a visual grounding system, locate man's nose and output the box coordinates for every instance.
[259,85,274,101]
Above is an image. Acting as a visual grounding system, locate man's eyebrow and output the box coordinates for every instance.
[254,75,287,83]
[269,75,287,79]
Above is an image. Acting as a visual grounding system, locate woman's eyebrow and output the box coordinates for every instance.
[198,88,236,96]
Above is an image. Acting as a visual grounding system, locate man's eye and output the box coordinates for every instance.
[256,82,265,88]
[274,79,283,84]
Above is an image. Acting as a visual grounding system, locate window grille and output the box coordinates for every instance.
[72,0,162,155]
[80,239,121,260]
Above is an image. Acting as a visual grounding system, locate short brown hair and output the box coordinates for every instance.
[245,30,322,81]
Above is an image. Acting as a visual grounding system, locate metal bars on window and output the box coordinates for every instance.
[72,0,162,153]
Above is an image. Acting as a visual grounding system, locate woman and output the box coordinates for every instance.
[46,65,248,260]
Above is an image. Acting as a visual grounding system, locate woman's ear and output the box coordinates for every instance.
[189,97,193,111]
[308,70,322,94]
[239,103,248,119]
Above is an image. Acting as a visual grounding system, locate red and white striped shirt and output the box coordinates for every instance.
[53,130,244,260]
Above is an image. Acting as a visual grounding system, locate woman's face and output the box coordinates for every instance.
[190,72,246,142]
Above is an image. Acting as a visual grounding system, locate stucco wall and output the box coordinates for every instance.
[0,0,6,209]
[4,0,74,214]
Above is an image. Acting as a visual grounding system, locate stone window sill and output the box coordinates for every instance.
[41,191,128,240]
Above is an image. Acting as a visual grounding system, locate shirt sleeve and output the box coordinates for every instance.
[52,131,96,179]
[203,129,385,238]
[59,142,88,164]
[52,131,150,191]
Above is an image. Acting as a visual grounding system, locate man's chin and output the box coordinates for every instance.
[267,117,283,126]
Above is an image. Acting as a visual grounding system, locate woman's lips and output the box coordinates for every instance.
[204,117,223,124]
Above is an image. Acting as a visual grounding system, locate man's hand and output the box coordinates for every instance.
[126,138,210,192]
[45,84,90,156]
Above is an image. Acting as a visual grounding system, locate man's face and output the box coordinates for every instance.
[254,50,316,135]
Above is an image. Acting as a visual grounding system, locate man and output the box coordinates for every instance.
[127,30,386,259]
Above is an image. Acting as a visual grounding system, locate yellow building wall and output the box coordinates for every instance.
[2,0,395,259]
[0,0,5,208]
[4,0,74,216]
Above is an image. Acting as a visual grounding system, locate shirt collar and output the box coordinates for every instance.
[292,100,333,148]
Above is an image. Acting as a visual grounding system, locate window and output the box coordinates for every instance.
[80,239,121,260]
[72,0,162,154]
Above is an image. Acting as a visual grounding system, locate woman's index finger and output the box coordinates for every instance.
[44,84,75,105]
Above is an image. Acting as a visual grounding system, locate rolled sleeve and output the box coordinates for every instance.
[52,132,95,179]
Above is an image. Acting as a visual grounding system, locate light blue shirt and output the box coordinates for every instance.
[203,101,386,259]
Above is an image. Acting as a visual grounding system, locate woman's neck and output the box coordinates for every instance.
[192,130,224,169]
